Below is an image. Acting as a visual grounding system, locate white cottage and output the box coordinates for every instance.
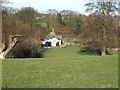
[42,28,63,47]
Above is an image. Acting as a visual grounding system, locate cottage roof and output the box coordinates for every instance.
[46,28,62,39]
[46,32,56,39]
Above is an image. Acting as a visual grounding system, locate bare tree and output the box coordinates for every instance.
[85,1,119,55]
[0,0,22,59]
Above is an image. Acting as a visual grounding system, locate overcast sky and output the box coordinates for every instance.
[7,0,89,14]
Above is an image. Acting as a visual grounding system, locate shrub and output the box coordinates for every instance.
[6,38,44,58]
[80,48,101,55]
[80,47,113,55]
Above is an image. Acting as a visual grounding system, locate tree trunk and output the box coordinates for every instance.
[101,47,106,56]
[101,26,107,56]
[0,43,6,59]
[0,35,21,59]
[0,51,6,59]
[101,9,107,56]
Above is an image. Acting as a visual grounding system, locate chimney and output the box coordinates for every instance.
[52,28,55,32]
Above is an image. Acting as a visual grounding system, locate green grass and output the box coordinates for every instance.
[2,46,118,88]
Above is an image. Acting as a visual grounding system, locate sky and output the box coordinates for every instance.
[7,0,89,14]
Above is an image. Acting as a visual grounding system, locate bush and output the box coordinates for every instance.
[80,48,101,55]
[7,46,44,58]
[6,38,44,58]
[80,47,112,55]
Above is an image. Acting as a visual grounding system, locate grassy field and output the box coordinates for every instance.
[2,46,118,88]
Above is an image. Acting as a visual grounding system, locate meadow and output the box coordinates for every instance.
[2,46,118,88]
